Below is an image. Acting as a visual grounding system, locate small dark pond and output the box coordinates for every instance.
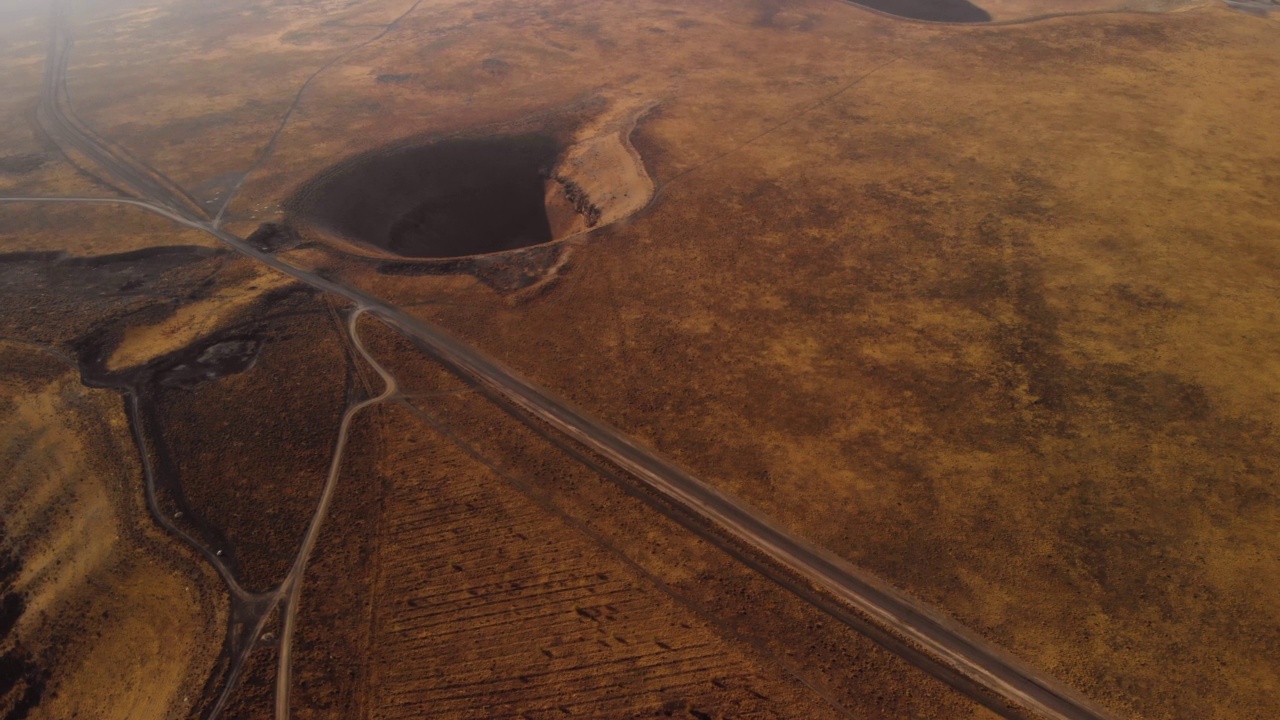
[286,134,561,259]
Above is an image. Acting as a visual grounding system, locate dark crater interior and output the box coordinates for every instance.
[286,134,562,259]
[847,0,991,22]
[0,153,46,175]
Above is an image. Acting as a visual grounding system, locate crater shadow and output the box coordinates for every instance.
[286,134,562,259]
[846,0,991,22]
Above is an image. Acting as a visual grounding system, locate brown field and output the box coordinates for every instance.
[148,290,349,593]
[367,403,856,720]
[1,0,1277,718]
[0,344,223,720]
[342,6,1278,719]
[353,319,1004,719]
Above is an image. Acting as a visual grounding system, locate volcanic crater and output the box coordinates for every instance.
[286,134,566,260]
[853,0,991,23]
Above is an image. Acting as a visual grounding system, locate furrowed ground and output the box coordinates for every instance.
[345,319,1002,720]
[370,401,873,720]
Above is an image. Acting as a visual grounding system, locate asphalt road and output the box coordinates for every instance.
[24,4,1121,719]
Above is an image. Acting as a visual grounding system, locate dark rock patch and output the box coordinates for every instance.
[157,338,262,389]
[246,223,302,253]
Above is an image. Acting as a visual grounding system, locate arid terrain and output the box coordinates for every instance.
[1,0,1278,718]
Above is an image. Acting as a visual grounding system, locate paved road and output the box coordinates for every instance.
[38,15,207,220]
[26,4,1120,719]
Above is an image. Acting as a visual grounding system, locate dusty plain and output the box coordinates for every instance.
[1,0,1278,718]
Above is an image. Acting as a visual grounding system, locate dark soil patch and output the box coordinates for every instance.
[286,134,562,259]
[144,308,349,593]
[480,57,512,78]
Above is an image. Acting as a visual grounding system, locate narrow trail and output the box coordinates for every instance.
[203,308,398,720]
[211,0,424,226]
[123,391,257,603]
[124,387,284,720]
[274,307,398,720]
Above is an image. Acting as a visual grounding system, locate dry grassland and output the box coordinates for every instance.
[354,320,1002,719]
[0,0,1276,717]
[361,6,1279,718]
[0,343,223,720]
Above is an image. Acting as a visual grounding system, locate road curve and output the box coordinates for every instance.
[274,307,397,720]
